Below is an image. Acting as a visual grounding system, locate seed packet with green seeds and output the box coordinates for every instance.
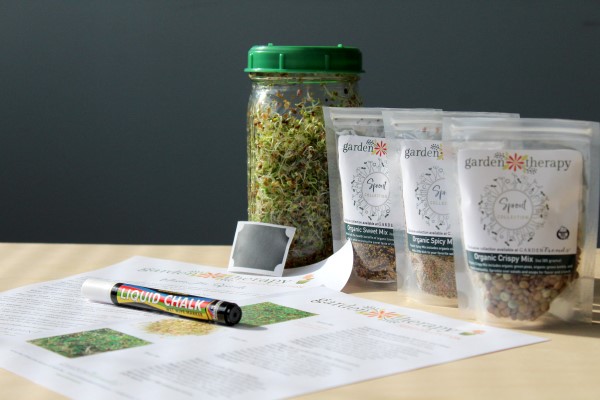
[324,107,399,288]
[444,117,599,326]
[383,109,518,307]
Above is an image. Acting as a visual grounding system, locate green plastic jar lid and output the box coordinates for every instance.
[245,43,364,74]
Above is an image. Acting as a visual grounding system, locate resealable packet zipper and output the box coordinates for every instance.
[444,118,599,326]
[383,110,519,306]
[324,107,398,287]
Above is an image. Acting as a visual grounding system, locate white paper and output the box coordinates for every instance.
[0,286,545,400]
[0,244,352,338]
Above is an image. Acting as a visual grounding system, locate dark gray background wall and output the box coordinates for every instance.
[1,0,599,246]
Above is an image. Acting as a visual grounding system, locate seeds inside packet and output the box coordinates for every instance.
[324,107,398,286]
[445,118,599,325]
[384,110,518,306]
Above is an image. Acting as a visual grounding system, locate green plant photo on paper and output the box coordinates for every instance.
[28,328,151,358]
[240,302,316,326]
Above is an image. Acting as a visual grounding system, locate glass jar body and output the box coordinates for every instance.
[247,73,361,268]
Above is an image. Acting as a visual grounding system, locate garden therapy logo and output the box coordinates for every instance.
[195,272,233,279]
[358,308,403,320]
[311,298,485,338]
[342,139,387,157]
[196,271,314,284]
[372,140,387,156]
[464,151,572,173]
[404,142,443,160]
[503,152,527,172]
[136,267,314,287]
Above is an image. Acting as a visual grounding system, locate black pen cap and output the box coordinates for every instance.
[217,302,243,326]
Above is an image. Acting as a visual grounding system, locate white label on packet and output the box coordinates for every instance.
[401,140,452,256]
[457,149,582,275]
[337,136,395,245]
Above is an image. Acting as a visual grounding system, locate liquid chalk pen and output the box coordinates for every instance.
[81,279,242,326]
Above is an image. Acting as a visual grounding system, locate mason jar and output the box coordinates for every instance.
[245,44,363,268]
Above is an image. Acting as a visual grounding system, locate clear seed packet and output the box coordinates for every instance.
[324,107,398,288]
[444,118,599,326]
[384,110,518,306]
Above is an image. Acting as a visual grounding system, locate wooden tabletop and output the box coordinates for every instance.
[1,243,599,399]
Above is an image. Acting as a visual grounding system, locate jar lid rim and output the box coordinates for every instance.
[245,44,364,74]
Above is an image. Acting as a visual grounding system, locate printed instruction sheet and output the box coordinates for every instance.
[0,286,545,400]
